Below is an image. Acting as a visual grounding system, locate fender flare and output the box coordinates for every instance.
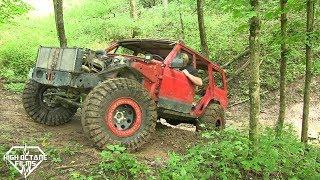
[98,64,143,81]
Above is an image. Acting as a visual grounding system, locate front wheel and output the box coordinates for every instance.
[81,78,157,151]
[22,80,78,126]
[197,103,225,131]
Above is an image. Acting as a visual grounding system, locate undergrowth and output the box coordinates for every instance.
[159,127,320,179]
[69,127,320,179]
[70,145,151,179]
[0,0,319,93]
[1,127,319,179]
[0,145,19,179]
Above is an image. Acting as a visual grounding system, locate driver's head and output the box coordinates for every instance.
[181,53,189,67]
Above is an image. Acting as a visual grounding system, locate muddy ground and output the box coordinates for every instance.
[0,76,319,179]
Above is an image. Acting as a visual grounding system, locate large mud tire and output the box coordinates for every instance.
[81,78,157,151]
[198,103,225,131]
[22,80,78,126]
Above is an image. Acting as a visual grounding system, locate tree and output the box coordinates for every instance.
[248,0,261,151]
[162,0,168,11]
[129,0,138,38]
[0,0,29,25]
[196,0,210,57]
[179,11,185,40]
[53,0,67,47]
[301,0,315,144]
[140,0,157,8]
[276,0,288,137]
[129,0,138,20]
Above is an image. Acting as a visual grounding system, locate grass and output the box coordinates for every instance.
[0,0,319,94]
[0,145,19,179]
[0,0,244,87]
[4,83,25,93]
[63,127,320,179]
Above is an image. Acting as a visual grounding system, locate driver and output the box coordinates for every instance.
[180,53,203,86]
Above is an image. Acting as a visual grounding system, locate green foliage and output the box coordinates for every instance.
[140,0,161,8]
[0,0,245,85]
[62,143,83,156]
[159,127,320,179]
[4,83,24,93]
[44,142,83,163]
[97,145,151,179]
[70,145,151,179]
[315,58,320,74]
[45,146,63,163]
[0,0,319,94]
[67,128,320,179]
[0,0,29,24]
[69,171,94,180]
[0,145,19,179]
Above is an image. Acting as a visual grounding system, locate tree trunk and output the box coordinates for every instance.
[248,0,261,152]
[179,11,185,40]
[196,0,210,57]
[301,0,314,144]
[276,0,288,137]
[129,0,138,38]
[162,0,168,11]
[129,0,138,20]
[53,0,67,48]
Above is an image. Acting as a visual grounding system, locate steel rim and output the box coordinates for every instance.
[40,87,60,109]
[105,98,142,137]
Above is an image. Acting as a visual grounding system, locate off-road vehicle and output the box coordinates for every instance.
[22,39,228,150]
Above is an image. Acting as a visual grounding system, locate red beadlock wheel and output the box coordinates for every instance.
[105,98,142,137]
[81,78,157,151]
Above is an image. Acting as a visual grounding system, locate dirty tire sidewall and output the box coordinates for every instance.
[22,80,77,126]
[82,78,157,151]
[198,103,226,131]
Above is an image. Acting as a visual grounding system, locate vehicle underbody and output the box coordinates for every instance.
[23,39,228,150]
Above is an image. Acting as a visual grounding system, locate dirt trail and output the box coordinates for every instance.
[228,76,320,139]
[0,80,198,178]
[0,76,319,178]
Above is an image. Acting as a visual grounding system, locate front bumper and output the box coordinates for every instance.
[29,67,101,89]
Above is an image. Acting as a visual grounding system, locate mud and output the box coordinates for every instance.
[0,80,198,178]
[0,76,319,179]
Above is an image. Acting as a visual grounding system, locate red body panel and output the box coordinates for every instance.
[192,64,228,116]
[131,60,163,100]
[107,40,228,118]
[158,66,195,104]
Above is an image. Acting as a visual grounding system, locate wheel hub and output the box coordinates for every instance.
[41,88,60,108]
[105,98,142,137]
[113,105,134,130]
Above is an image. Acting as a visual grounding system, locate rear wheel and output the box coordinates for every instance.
[81,78,157,151]
[22,80,78,126]
[197,103,225,131]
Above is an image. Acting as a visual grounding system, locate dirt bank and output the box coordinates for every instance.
[0,76,319,179]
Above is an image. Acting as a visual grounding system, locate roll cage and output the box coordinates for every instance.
[105,39,228,117]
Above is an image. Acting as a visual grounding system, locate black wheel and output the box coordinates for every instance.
[22,80,78,126]
[197,103,225,131]
[81,78,157,151]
